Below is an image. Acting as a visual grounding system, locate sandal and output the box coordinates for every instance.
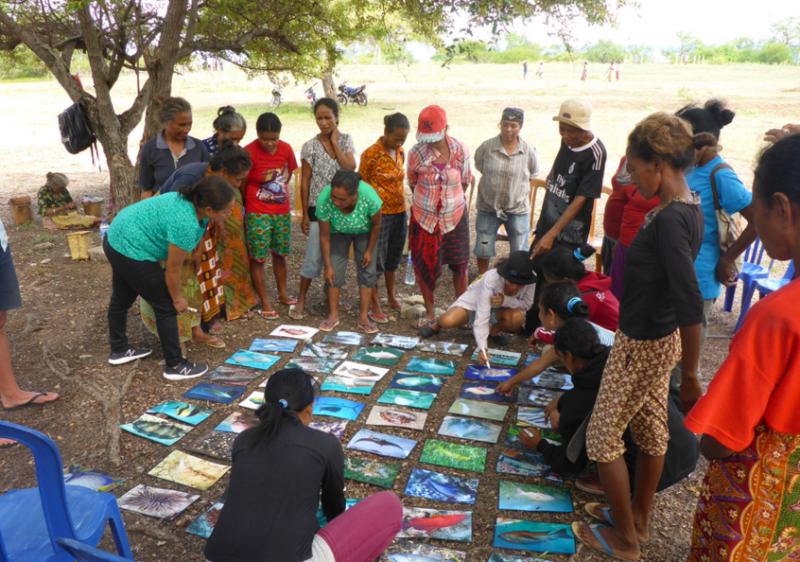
[255,309,280,320]
[576,472,605,496]
[357,320,379,334]
[280,296,299,306]
[0,438,18,449]
[288,305,306,320]
[585,503,649,544]
[572,522,640,561]
[4,392,59,411]
[319,318,341,332]
[368,311,390,324]
[387,301,402,311]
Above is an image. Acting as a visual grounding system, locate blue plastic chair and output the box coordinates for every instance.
[0,421,134,562]
[734,260,795,332]
[723,238,768,312]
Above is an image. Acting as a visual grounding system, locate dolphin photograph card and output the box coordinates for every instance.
[205,364,261,387]
[419,439,487,473]
[459,382,516,403]
[405,356,456,376]
[214,411,258,434]
[386,541,466,562]
[448,398,508,422]
[270,324,319,339]
[148,450,230,491]
[249,337,298,353]
[313,396,365,421]
[417,340,469,356]
[344,456,401,488]
[496,449,563,483]
[301,341,349,360]
[464,364,517,382]
[378,388,437,410]
[438,415,502,443]
[225,349,280,371]
[183,383,245,405]
[389,372,445,393]
[322,331,365,346]
[333,361,389,382]
[346,428,416,459]
[186,430,236,460]
[147,400,212,426]
[118,484,199,519]
[470,347,521,366]
[120,413,193,446]
[286,356,340,374]
[371,333,420,350]
[63,466,124,492]
[398,507,473,543]
[498,481,573,513]
[320,375,376,395]
[517,407,549,429]
[518,387,559,407]
[366,405,427,430]
[404,467,480,504]
[309,420,348,440]
[531,369,574,390]
[238,390,265,411]
[493,518,575,555]
[351,346,404,366]
[186,499,224,539]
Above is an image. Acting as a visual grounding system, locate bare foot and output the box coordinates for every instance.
[2,390,60,409]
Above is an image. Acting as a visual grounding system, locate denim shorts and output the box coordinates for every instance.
[0,244,22,311]
[300,220,323,279]
[474,210,531,258]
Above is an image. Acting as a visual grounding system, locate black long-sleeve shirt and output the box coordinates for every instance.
[205,418,345,562]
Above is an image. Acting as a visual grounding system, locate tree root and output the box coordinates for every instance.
[126,522,175,542]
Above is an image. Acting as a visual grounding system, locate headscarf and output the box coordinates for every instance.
[501,107,524,126]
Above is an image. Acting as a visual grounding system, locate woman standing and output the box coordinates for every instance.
[407,105,472,328]
[203,106,247,156]
[104,177,235,380]
[685,133,800,562]
[473,107,540,274]
[291,98,356,320]
[358,112,410,321]
[573,113,704,561]
[139,97,208,198]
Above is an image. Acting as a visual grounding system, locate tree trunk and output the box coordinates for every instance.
[322,70,336,99]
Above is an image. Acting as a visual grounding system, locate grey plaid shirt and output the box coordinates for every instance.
[474,135,539,220]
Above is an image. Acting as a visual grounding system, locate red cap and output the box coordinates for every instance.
[417,105,447,142]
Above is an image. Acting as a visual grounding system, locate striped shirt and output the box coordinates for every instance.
[407,136,472,234]
[474,135,540,219]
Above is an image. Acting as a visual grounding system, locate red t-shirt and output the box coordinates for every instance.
[602,157,631,241]
[686,278,800,451]
[244,139,298,215]
[577,271,620,332]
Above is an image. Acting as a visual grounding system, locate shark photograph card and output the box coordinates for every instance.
[238,390,265,411]
[270,324,319,339]
[309,420,348,440]
[498,480,573,513]
[313,396,365,421]
[419,439,487,473]
[438,415,502,443]
[120,413,193,446]
[350,346,404,366]
[470,348,521,366]
[517,407,549,429]
[320,375,376,395]
[492,518,575,555]
[147,400,212,426]
[63,465,124,492]
[459,382,516,404]
[417,340,469,356]
[183,383,245,405]
[322,331,365,346]
[404,467,480,504]
[186,499,224,539]
[371,333,420,350]
[464,364,517,382]
[205,365,261,387]
[496,449,563,483]
[517,387,558,407]
[377,388,436,410]
[333,361,389,381]
[366,405,427,430]
[344,456,401,488]
[248,337,298,353]
[186,430,236,461]
[148,450,230,491]
[214,411,258,434]
[301,341,349,360]
[286,356,340,374]
[225,349,280,371]
[405,356,456,376]
[389,372,445,393]
[386,541,466,562]
[118,484,199,519]
[346,428,417,459]
[448,398,508,422]
[398,507,473,543]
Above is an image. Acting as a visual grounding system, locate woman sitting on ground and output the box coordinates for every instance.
[37,172,99,229]
[205,368,402,562]
[419,250,537,359]
[318,170,383,334]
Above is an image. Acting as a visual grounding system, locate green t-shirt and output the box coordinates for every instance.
[107,192,207,261]
[315,181,382,234]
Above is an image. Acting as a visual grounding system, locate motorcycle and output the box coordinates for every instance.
[270,88,282,108]
[305,85,317,108]
[336,81,368,106]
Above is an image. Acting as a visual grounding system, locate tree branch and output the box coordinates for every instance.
[119,76,153,136]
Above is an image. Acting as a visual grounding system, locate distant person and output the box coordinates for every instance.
[522,60,528,79]
[203,106,247,156]
[607,62,614,82]
[763,122,800,143]
[615,62,621,81]
[536,61,544,78]
[580,61,588,81]
[37,172,76,218]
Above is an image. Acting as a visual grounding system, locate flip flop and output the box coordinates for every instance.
[0,439,18,449]
[255,309,280,320]
[201,336,226,349]
[586,503,615,526]
[358,321,379,335]
[572,522,640,561]
[4,392,58,411]
[288,306,306,320]
[281,296,299,306]
[368,311,390,324]
[320,318,340,332]
[387,301,402,311]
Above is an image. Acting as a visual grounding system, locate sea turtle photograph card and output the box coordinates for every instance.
[225,349,280,371]
[333,361,389,382]
[470,347,521,366]
[350,346,404,366]
[385,541,466,562]
[389,372,445,393]
[120,413,193,446]
[286,356,339,374]
[464,364,517,382]
[147,400,212,426]
[215,411,258,434]
[517,407,548,429]
[518,387,559,407]
[438,415,503,444]
[531,369,574,390]
[186,499,224,539]
[504,425,561,449]
[405,356,456,376]
[371,333,420,350]
[498,480,573,513]
[366,405,427,430]
[186,430,236,461]
[320,375,376,395]
[417,340,469,356]
[448,398,508,422]
[248,337,298,353]
[460,382,516,404]
[301,341,349,360]
[270,324,319,339]
[63,465,124,492]
[496,449,563,483]
[398,507,473,543]
[344,456,401,488]
[322,331,365,346]
[488,552,552,562]
[238,390,265,411]
[377,388,436,410]
[346,428,417,459]
[313,396,365,421]
[419,439,487,473]
[493,518,575,555]
[183,383,245,405]
[118,484,199,519]
[148,450,230,491]
[404,467,480,504]
[206,365,261,387]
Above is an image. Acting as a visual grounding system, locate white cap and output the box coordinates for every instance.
[553,98,592,131]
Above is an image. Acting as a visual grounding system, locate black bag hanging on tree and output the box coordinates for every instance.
[57,100,101,170]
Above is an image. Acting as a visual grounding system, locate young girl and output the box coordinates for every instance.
[205,368,402,562]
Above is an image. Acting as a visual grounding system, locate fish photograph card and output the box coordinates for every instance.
[248,337,298,353]
[214,411,258,434]
[205,364,261,387]
[118,484,199,519]
[448,398,508,422]
[518,387,559,407]
[419,439,487,473]
[344,456,401,489]
[63,465,124,492]
[320,375,376,395]
[464,364,517,382]
[286,356,340,374]
[488,552,553,562]
[225,349,280,371]
[333,361,389,382]
[148,450,230,491]
[385,541,466,562]
[238,390,265,411]
[350,346,404,366]
[498,481,573,513]
[366,405,427,430]
[398,507,473,543]
[404,467,480,504]
[309,420,348,440]
[183,383,245,405]
[389,372,445,393]
[459,382,516,404]
[438,415,503,443]
[531,369,574,390]
[496,450,564,483]
[405,356,456,376]
[371,333,420,350]
[322,331,365,346]
[270,324,319,339]
[517,406,549,429]
[186,499,224,539]
[346,428,417,459]
[313,396,365,421]
[492,518,575,555]
[147,400,213,426]
[470,347,522,366]
[377,388,437,410]
[301,341,349,360]
[417,340,469,356]
[120,413,193,446]
[186,430,236,461]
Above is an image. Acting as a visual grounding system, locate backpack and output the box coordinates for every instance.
[57,102,96,154]
[709,163,743,280]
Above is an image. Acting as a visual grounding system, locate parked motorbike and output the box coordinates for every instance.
[305,85,317,108]
[336,81,368,106]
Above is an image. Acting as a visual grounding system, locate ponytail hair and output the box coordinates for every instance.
[249,368,316,448]
[540,280,589,320]
[554,318,607,360]
[212,105,247,133]
[178,176,235,210]
[540,244,595,282]
[384,112,410,133]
